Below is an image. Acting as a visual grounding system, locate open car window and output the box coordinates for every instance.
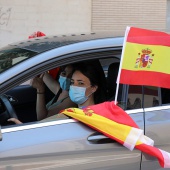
[1,54,123,126]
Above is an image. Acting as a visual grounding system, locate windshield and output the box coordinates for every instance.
[0,46,38,74]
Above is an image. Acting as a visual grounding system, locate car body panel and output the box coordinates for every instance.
[0,118,142,170]
[141,106,170,170]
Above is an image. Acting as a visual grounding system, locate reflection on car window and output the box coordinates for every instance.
[20,80,31,85]
[127,85,159,110]
[0,47,37,74]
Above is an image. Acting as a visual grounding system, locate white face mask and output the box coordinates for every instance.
[69,86,92,105]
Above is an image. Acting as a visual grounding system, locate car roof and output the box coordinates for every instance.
[9,32,124,53]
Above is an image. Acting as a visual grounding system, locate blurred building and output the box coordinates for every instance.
[0,0,168,48]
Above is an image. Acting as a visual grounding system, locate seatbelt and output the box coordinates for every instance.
[50,88,62,105]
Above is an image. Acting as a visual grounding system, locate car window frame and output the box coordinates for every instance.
[0,47,122,94]
[0,47,122,127]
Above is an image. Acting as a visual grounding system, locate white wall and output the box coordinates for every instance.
[0,0,91,48]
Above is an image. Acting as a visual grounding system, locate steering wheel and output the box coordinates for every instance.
[0,94,18,126]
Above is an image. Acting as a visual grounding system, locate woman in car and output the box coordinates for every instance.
[42,60,107,120]
[8,64,76,124]
[32,65,77,121]
[69,61,107,108]
[8,60,107,124]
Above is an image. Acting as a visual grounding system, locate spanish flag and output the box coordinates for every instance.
[119,27,170,89]
[61,102,170,168]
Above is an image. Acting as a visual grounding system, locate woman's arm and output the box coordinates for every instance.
[8,118,22,124]
[36,92,48,120]
[30,75,48,120]
[43,72,60,95]
[46,97,77,118]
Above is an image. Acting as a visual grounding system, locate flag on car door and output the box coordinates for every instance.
[61,102,170,168]
[119,27,170,89]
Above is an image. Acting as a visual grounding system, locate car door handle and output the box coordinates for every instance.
[87,132,115,144]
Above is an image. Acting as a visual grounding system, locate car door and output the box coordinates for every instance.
[141,87,170,170]
[0,117,142,170]
[141,106,170,170]
[127,85,170,170]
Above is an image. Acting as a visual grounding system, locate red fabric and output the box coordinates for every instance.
[127,27,170,47]
[120,69,170,89]
[83,102,139,128]
[49,67,60,79]
[135,144,165,168]
[28,31,46,39]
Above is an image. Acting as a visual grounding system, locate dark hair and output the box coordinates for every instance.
[72,60,107,104]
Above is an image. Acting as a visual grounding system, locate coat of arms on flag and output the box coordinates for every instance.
[135,48,154,68]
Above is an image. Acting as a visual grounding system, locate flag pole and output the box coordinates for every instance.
[114,26,130,105]
[141,86,146,134]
